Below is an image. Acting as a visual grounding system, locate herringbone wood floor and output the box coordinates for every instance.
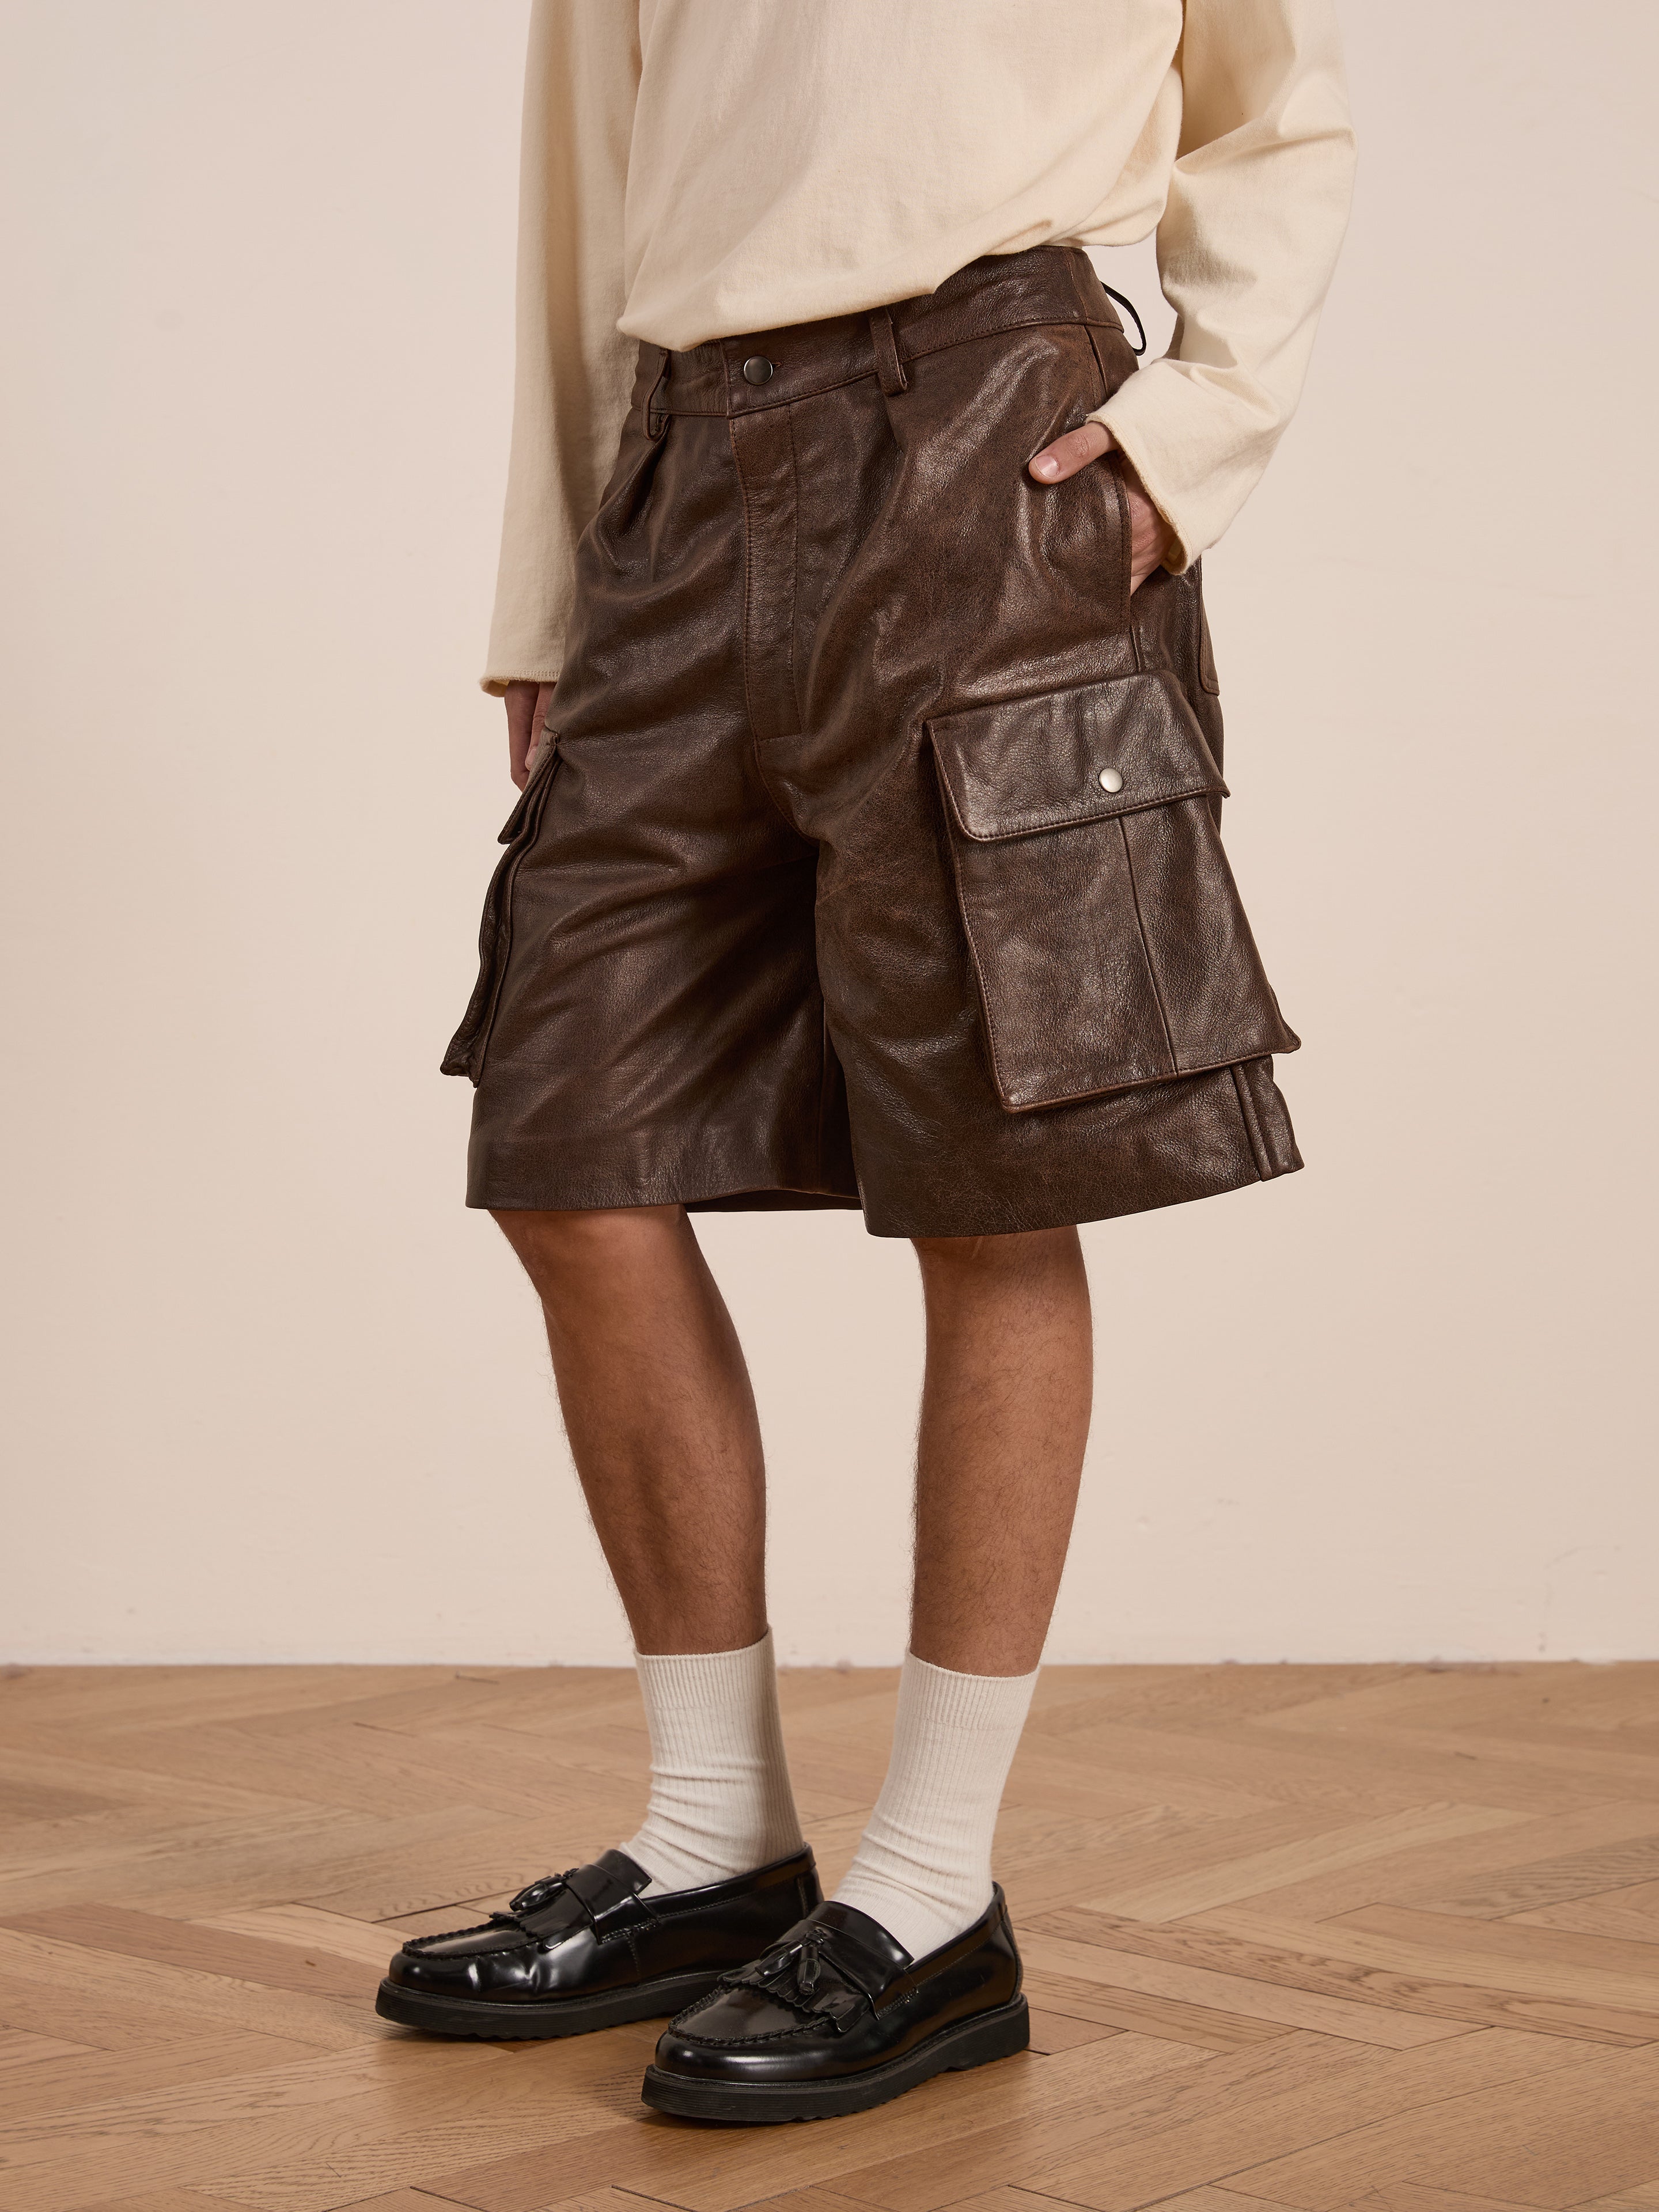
[3,1665,1659,2212]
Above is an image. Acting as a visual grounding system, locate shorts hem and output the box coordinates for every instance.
[467,1152,862,1218]
[859,1149,1300,1240]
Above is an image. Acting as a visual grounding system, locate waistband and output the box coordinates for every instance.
[634,245,1124,423]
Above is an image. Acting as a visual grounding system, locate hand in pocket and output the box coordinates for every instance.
[1028,425,1173,592]
[504,678,558,790]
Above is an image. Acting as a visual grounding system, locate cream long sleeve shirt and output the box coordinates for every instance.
[483,0,1355,694]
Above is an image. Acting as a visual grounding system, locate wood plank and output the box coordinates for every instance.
[0,2029,94,2071]
[1022,1966,1288,2051]
[213,1675,539,1741]
[1229,2043,1659,2208]
[1407,1833,1659,1922]
[1512,1878,1659,1944]
[2,1905,381,2002]
[0,1800,503,1921]
[1024,2029,1597,2212]
[1259,1718,1659,1807]
[1022,2008,1123,2055]
[293,1815,643,1925]
[0,1665,451,1731]
[0,2032,643,2212]
[690,2192,893,2212]
[426,2036,1203,2212]
[1016,1665,1425,1739]
[76,2191,290,2212]
[409,2125,680,2212]
[991,1800,1270,1909]
[47,1718,588,1824]
[1044,1717,1597,1818]
[305,2195,503,2212]
[1010,1723,1399,1813]
[0,1953,335,2058]
[1003,1738,1283,1823]
[0,1739,304,1823]
[930,2192,1142,2212]
[1123,1801,1659,1937]
[193,1905,419,1970]
[1324,1906,1659,2002]
[0,1775,117,1824]
[0,2032,321,2122]
[825,2035,1363,2212]
[1084,1803,1524,1925]
[1021,1932,1476,2049]
[1028,1802,1414,1923]
[1065,2193,1309,2212]
[1028,1906,1659,2046]
[534,2196,701,2212]
[0,1928,378,2055]
[1270,2190,1562,2212]
[1195,1907,1659,2029]
[1242,1665,1657,1744]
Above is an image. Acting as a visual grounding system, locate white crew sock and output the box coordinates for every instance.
[832,1651,1038,1962]
[622,1629,805,1896]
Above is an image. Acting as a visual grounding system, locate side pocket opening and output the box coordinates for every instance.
[1195,585,1222,696]
[440,742,562,1084]
[929,671,1298,1113]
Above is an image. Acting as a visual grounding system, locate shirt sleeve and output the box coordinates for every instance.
[481,0,641,696]
[1089,0,1357,572]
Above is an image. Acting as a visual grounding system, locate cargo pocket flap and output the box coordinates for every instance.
[441,741,562,1083]
[929,670,1226,842]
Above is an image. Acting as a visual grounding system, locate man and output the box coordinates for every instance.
[377,0,1354,2123]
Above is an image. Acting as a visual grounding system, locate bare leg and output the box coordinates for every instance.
[910,1228,1093,1674]
[494,1204,1089,1939]
[495,1208,1090,1668]
[492,1204,766,1655]
[830,1225,1093,1955]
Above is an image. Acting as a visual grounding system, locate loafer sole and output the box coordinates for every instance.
[375,1968,724,2040]
[640,1992,1030,2122]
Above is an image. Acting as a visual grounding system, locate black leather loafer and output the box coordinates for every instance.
[641,1886,1028,2121]
[376,1845,821,2039]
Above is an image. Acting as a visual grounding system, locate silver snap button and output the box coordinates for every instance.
[1097,766,1124,793]
[742,356,776,386]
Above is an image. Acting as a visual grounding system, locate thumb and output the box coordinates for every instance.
[1028,419,1115,484]
[526,680,558,773]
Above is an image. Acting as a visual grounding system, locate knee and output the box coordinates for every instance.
[911,1225,1081,1277]
[493,1203,687,1298]
[912,1233,990,1272]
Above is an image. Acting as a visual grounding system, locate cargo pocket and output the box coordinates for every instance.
[440,740,561,1083]
[929,671,1298,1112]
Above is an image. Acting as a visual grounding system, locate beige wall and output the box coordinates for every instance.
[2,3,1653,1665]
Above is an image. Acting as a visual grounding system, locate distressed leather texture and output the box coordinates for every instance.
[445,244,1302,1236]
[931,670,1227,837]
[652,1888,1022,2088]
[931,672,1298,1108]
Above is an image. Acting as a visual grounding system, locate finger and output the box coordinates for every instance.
[523,680,556,780]
[1028,420,1113,484]
[504,681,536,789]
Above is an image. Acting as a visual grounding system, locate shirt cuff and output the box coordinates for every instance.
[479,667,560,700]
[1088,355,1285,577]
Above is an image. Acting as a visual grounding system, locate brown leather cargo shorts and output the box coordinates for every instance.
[444,245,1302,1238]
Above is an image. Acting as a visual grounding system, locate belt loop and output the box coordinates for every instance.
[869,309,909,397]
[645,345,671,438]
